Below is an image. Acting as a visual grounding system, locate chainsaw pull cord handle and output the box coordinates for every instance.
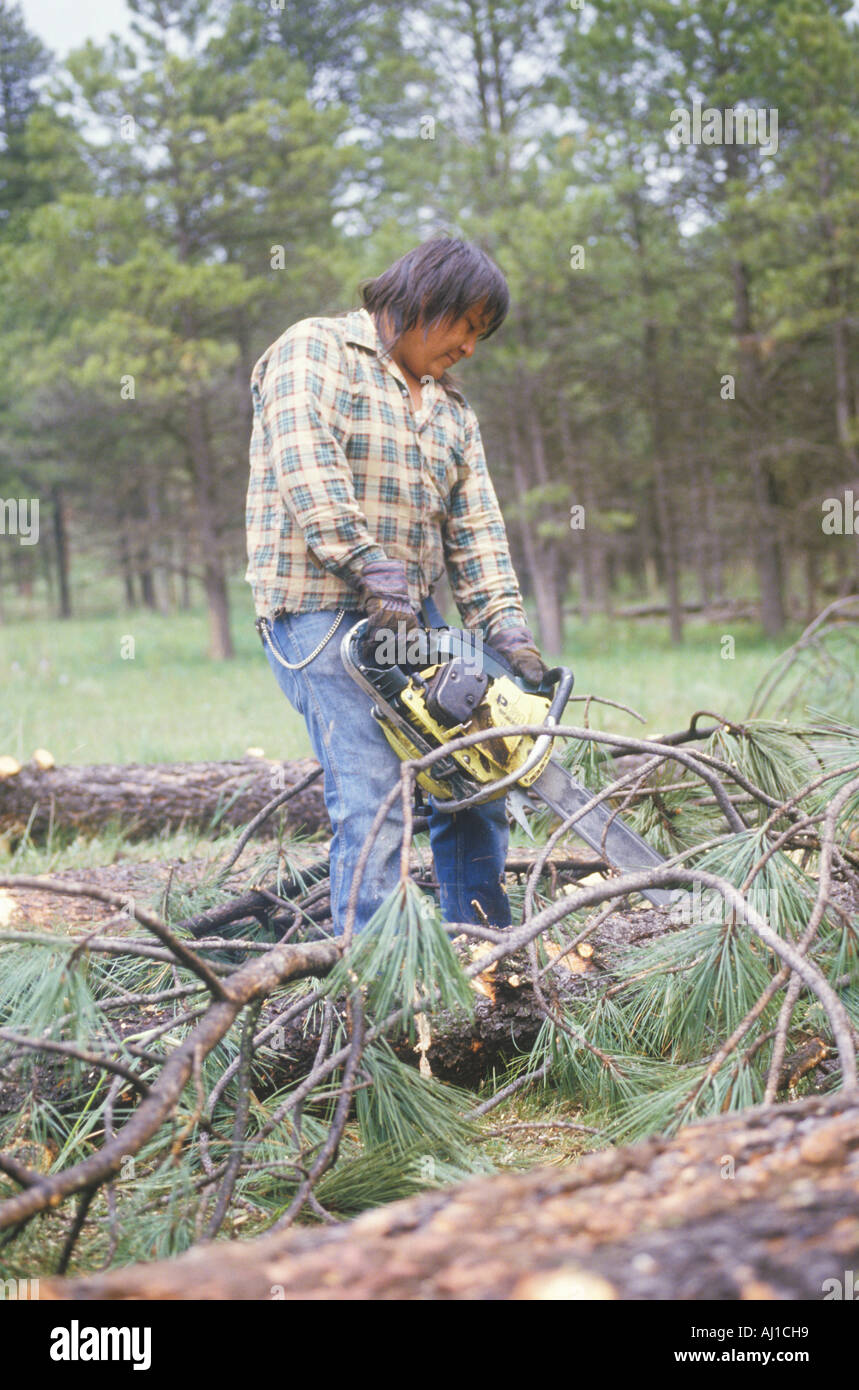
[431,665,574,814]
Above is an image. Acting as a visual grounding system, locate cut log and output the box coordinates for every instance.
[43,1090,859,1299]
[0,758,328,840]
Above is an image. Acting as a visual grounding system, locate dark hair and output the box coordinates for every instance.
[361,234,509,349]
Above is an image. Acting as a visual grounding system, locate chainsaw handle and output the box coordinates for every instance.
[540,665,574,719]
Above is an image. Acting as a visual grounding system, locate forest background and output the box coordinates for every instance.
[1,0,858,764]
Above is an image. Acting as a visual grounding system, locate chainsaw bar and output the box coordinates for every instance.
[529,759,678,908]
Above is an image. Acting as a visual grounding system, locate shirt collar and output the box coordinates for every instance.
[342,307,385,354]
[342,307,467,405]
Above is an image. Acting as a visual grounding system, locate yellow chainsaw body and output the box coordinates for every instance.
[378,664,554,801]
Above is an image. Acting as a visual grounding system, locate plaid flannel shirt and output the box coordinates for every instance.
[245,307,527,636]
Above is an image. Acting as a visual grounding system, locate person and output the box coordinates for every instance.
[245,233,547,934]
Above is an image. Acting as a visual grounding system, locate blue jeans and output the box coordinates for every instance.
[261,609,511,934]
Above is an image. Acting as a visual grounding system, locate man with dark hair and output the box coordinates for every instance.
[246,234,547,934]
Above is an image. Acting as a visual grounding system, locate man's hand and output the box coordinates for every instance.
[356,559,420,660]
[486,624,548,685]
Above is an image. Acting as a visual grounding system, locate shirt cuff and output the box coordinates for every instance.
[337,541,389,584]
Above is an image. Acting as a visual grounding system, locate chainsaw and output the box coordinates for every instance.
[341,619,676,908]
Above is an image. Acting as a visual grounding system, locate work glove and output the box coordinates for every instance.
[487,624,548,685]
[356,558,420,661]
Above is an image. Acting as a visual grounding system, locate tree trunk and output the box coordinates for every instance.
[804,549,819,626]
[178,541,192,611]
[625,178,683,645]
[558,397,590,622]
[138,549,156,610]
[693,475,711,607]
[705,475,724,601]
[818,161,859,475]
[118,526,137,608]
[643,323,683,643]
[146,478,171,615]
[831,317,858,472]
[512,453,560,654]
[749,450,786,637]
[591,525,612,617]
[14,544,33,601]
[508,395,564,656]
[731,259,785,636]
[0,757,326,840]
[527,412,564,654]
[44,1090,858,1300]
[186,394,234,660]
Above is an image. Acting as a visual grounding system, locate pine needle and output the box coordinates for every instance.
[356,1039,484,1166]
[322,880,474,1032]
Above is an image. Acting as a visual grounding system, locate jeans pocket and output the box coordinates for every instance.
[261,616,305,711]
[268,610,358,687]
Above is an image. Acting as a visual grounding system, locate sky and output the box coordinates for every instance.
[19,0,135,59]
[19,0,859,63]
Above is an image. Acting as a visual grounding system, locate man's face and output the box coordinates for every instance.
[391,300,494,381]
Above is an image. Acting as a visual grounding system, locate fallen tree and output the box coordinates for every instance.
[0,757,327,840]
[43,1090,859,1299]
[0,897,662,1102]
[0,699,857,1281]
[2,604,859,1284]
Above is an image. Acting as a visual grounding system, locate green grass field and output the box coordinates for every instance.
[0,590,797,767]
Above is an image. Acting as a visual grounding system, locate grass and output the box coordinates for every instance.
[0,582,811,878]
[0,583,797,767]
[0,595,308,766]
[556,614,792,734]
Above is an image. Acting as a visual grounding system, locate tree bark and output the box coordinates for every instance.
[138,548,156,610]
[558,398,591,621]
[705,473,724,601]
[50,483,71,619]
[643,321,683,644]
[526,409,564,654]
[731,258,786,636]
[819,160,859,475]
[118,524,137,608]
[186,393,234,660]
[625,179,683,644]
[0,757,327,840]
[509,403,564,656]
[43,1089,858,1300]
[145,479,171,615]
